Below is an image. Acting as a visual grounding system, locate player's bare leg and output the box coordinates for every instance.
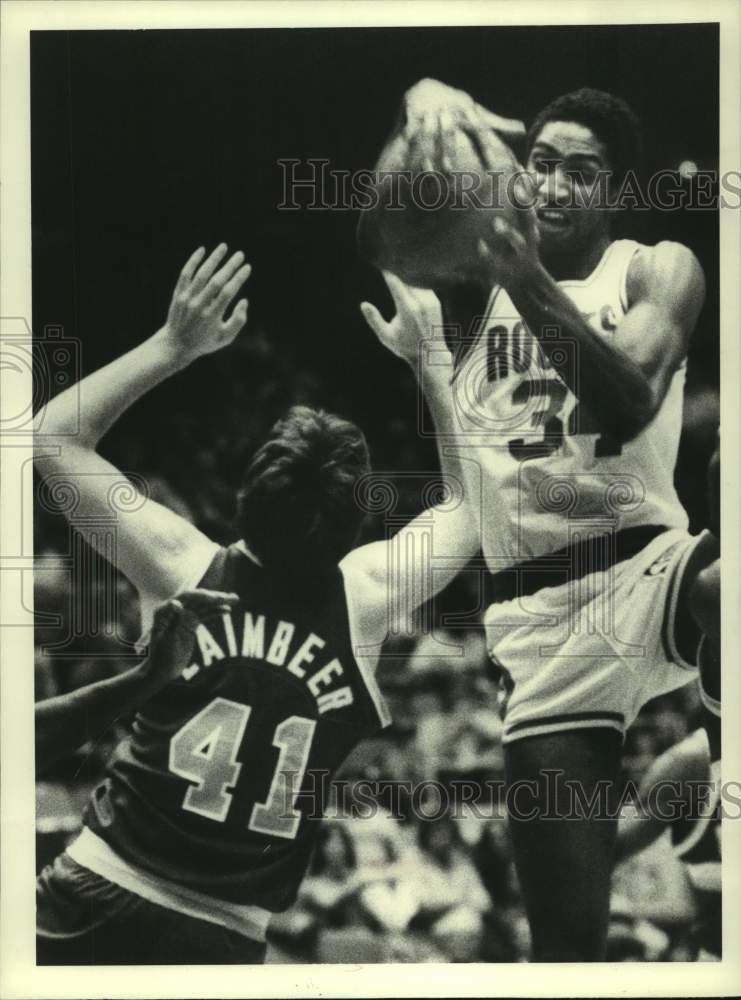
[504,729,622,961]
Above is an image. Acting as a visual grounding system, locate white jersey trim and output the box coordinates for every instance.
[664,532,707,672]
[557,239,641,315]
[502,715,625,745]
[617,240,642,312]
[67,828,272,943]
[557,240,619,290]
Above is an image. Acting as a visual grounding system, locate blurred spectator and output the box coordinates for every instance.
[411,816,491,960]
[300,823,364,927]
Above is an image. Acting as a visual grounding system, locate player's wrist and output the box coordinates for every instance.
[501,255,548,297]
[153,325,202,371]
[136,654,177,692]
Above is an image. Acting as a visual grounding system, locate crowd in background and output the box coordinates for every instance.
[34,314,719,964]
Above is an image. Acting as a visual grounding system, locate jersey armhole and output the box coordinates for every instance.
[619,241,643,313]
[450,284,501,383]
[135,539,223,651]
[339,560,392,730]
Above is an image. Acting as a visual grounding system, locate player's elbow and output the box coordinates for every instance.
[613,381,660,445]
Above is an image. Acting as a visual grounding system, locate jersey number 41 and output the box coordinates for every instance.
[168,697,317,840]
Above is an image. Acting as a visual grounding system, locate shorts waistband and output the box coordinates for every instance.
[67,828,271,942]
[485,524,669,604]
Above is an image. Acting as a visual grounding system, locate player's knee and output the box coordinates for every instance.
[689,561,720,641]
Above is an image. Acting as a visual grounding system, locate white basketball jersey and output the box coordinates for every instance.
[450,239,689,571]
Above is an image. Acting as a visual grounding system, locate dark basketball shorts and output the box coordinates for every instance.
[36,852,267,966]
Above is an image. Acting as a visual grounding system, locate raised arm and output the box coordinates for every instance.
[479,207,705,444]
[35,589,238,773]
[34,244,251,603]
[342,273,480,642]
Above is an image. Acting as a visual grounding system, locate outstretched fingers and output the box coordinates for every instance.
[382,270,417,314]
[359,301,390,342]
[175,246,207,295]
[474,104,526,143]
[171,589,240,631]
[189,243,230,295]
[211,261,252,315]
[221,298,249,338]
[198,251,246,304]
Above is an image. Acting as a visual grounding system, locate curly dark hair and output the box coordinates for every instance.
[236,405,370,573]
[526,88,643,190]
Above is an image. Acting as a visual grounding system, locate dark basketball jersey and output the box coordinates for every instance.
[82,543,389,913]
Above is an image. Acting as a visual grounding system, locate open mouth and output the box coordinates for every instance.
[535,206,570,229]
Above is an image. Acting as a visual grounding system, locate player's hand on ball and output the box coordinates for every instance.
[477,175,540,289]
[402,78,525,171]
[162,244,251,362]
[360,272,444,365]
[358,80,526,290]
[144,589,239,685]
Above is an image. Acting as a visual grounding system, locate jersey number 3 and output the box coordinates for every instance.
[508,379,623,460]
[169,697,317,840]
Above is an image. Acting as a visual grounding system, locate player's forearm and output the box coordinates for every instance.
[506,263,654,441]
[419,350,479,537]
[416,348,460,476]
[38,328,185,448]
[417,361,481,575]
[35,661,161,773]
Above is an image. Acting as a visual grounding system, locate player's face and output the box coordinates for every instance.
[527,121,612,256]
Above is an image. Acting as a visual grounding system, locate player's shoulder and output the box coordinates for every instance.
[626,240,705,307]
[339,544,390,649]
[339,544,383,602]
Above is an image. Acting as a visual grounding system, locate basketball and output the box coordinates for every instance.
[357,121,521,289]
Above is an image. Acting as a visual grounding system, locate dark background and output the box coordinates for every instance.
[31,24,719,535]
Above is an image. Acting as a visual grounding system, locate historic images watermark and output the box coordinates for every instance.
[182,768,740,824]
[278,159,741,213]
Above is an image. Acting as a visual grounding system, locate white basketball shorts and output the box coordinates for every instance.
[484,528,703,744]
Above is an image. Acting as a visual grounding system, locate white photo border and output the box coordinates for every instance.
[1,1,740,997]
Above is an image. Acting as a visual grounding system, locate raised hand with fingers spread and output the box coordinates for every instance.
[360,271,445,366]
[402,78,525,174]
[162,244,251,362]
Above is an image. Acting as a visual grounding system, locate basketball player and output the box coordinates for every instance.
[34,245,477,963]
[616,728,721,960]
[360,82,718,960]
[36,589,237,773]
[688,430,721,761]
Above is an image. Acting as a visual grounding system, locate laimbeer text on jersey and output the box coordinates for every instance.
[181,608,354,715]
